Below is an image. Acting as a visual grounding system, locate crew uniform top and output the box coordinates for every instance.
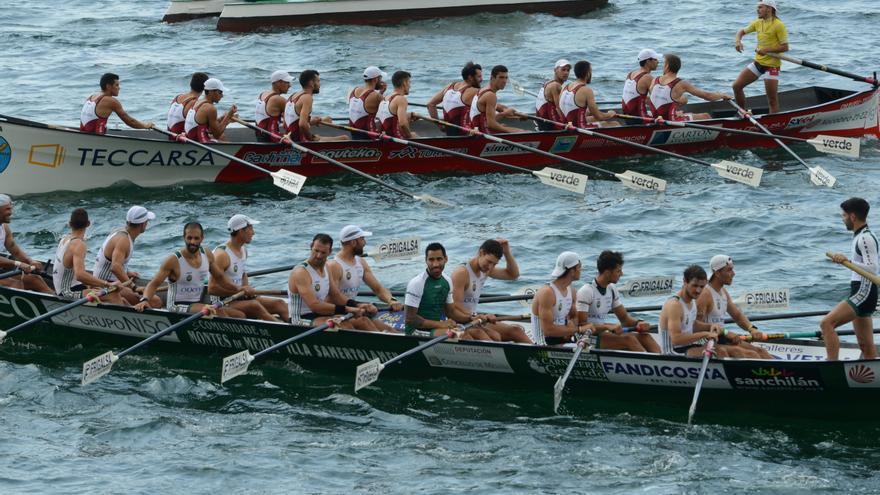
[441,83,468,136]
[348,88,378,134]
[167,95,197,135]
[530,283,572,346]
[80,95,108,135]
[283,93,304,141]
[92,229,133,282]
[535,81,564,130]
[648,77,684,121]
[335,255,365,300]
[559,83,596,129]
[658,294,698,354]
[576,279,622,324]
[459,263,488,314]
[167,248,210,310]
[288,262,329,324]
[705,285,729,324]
[743,17,788,68]
[466,88,493,134]
[52,235,84,298]
[377,94,402,138]
[255,91,282,142]
[621,71,651,118]
[404,270,453,334]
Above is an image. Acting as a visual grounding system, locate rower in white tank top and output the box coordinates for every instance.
[334,255,364,300]
[658,294,697,354]
[460,262,488,314]
[0,224,7,253]
[283,93,302,132]
[530,283,572,346]
[92,229,133,282]
[53,234,84,298]
[288,262,329,322]
[210,244,247,304]
[576,279,622,325]
[442,84,466,115]
[167,248,210,310]
[705,285,728,325]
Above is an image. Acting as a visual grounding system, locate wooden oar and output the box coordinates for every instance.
[727,100,837,187]
[742,327,880,342]
[234,118,452,207]
[420,115,666,192]
[0,285,123,344]
[509,79,617,105]
[767,53,879,86]
[687,337,716,425]
[220,313,355,384]
[552,335,589,413]
[322,122,588,195]
[81,291,246,385]
[827,251,880,285]
[354,318,485,392]
[526,114,763,187]
[0,269,23,281]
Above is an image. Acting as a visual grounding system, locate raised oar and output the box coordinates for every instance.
[767,53,879,86]
[220,313,355,384]
[234,118,452,207]
[150,125,306,194]
[355,318,485,392]
[687,337,717,425]
[826,251,880,285]
[322,122,587,195]
[526,114,763,187]
[509,79,617,105]
[728,100,836,187]
[420,115,665,192]
[81,291,246,385]
[553,336,589,413]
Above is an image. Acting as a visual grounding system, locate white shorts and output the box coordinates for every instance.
[747,61,780,81]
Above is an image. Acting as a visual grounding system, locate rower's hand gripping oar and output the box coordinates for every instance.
[826,251,880,285]
[321,121,588,195]
[767,52,879,86]
[233,118,452,207]
[81,291,246,386]
[552,335,590,414]
[687,337,716,425]
[727,100,836,187]
[354,318,485,392]
[150,125,306,195]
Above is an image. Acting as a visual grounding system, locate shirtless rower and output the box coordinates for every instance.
[52,208,125,304]
[378,71,420,139]
[348,66,386,139]
[254,70,293,143]
[92,205,161,306]
[327,225,401,333]
[531,251,592,346]
[451,239,531,343]
[0,194,52,293]
[426,61,482,136]
[621,49,661,120]
[559,60,619,128]
[80,73,153,135]
[535,59,570,131]
[659,265,727,357]
[288,233,379,330]
[208,215,289,322]
[284,69,348,142]
[184,78,237,143]
[733,0,789,114]
[405,242,488,339]
[467,65,522,134]
[649,54,732,122]
[576,251,660,353]
[167,72,208,137]
[133,222,243,317]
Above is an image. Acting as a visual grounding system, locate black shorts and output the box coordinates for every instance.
[60,283,88,300]
[674,337,708,354]
[848,280,878,318]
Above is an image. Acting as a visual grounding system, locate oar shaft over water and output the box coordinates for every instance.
[768,53,878,85]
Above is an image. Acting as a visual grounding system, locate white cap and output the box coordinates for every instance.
[363,66,388,80]
[0,194,11,207]
[339,224,372,243]
[758,0,777,11]
[709,255,733,275]
[550,251,581,278]
[271,70,293,83]
[227,214,260,233]
[204,78,228,92]
[637,49,662,62]
[126,205,156,224]
[554,58,572,69]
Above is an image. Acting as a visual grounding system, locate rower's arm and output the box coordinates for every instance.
[70,240,111,288]
[109,98,152,130]
[141,255,177,302]
[850,234,880,275]
[725,295,755,333]
[207,249,235,297]
[449,266,471,318]
[426,86,446,121]
[536,288,576,338]
[395,98,416,139]
[484,93,520,134]
[108,237,132,283]
[488,240,519,280]
[325,264,353,306]
[583,86,616,121]
[694,289,714,323]
[663,299,711,346]
[290,267,337,316]
[612,304,644,330]
[3,226,38,268]
[404,304,449,330]
[360,259,397,307]
[298,95,316,141]
[682,81,729,102]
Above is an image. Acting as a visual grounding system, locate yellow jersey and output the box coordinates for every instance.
[743,17,788,67]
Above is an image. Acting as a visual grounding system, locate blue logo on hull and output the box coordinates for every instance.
[0,136,10,174]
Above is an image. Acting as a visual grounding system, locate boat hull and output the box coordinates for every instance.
[163,0,225,22]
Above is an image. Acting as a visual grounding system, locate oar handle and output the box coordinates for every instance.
[252,313,355,360]
[767,53,878,86]
[826,251,880,285]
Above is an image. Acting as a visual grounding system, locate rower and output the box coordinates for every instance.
[184,78,237,143]
[327,225,401,332]
[284,69,348,142]
[288,234,380,330]
[167,72,208,138]
[821,198,879,361]
[404,242,488,339]
[254,70,292,142]
[696,255,774,359]
[0,194,52,294]
[535,59,570,131]
[648,54,732,122]
[426,61,482,136]
[378,70,420,139]
[92,205,161,306]
[52,208,125,304]
[80,73,153,135]
[621,49,661,120]
[559,60,619,128]
[733,0,788,114]
[659,265,727,357]
[466,65,522,134]
[531,251,589,346]
[208,214,289,322]
[348,66,386,140]
[576,251,660,353]
[450,239,531,343]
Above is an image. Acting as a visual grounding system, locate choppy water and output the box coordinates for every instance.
[2,0,880,492]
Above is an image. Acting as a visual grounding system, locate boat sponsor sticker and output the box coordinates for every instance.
[727,365,824,391]
[732,288,789,310]
[549,136,578,154]
[600,356,732,388]
[422,343,514,373]
[527,349,608,382]
[844,362,880,388]
[368,237,420,262]
[41,300,178,342]
[648,127,720,146]
[803,96,876,132]
[309,147,382,163]
[784,113,817,130]
[28,144,66,168]
[242,148,304,166]
[76,147,216,167]
[620,276,675,297]
[0,136,12,174]
[479,141,541,157]
[388,145,469,160]
[580,135,647,149]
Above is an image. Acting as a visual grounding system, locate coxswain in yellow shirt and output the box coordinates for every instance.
[732,0,789,114]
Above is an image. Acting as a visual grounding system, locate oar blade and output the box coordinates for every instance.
[354,358,383,393]
[414,194,454,207]
[552,376,565,414]
[711,160,763,187]
[808,166,837,188]
[534,168,588,194]
[514,285,541,308]
[510,78,526,97]
[270,169,307,195]
[614,170,667,192]
[807,135,860,158]
[220,349,255,384]
[81,351,118,386]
